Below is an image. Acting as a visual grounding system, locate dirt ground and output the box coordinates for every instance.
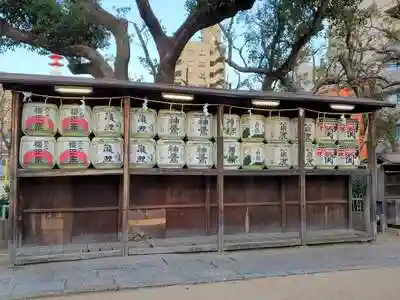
[48,266,400,300]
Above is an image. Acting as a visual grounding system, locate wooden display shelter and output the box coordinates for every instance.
[0,72,393,267]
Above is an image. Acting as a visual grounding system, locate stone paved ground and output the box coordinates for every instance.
[1,235,400,299]
[47,267,400,300]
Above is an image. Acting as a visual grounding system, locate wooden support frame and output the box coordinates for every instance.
[216,104,224,253]
[122,97,131,255]
[2,72,389,265]
[298,109,306,245]
[367,111,377,240]
[8,91,21,268]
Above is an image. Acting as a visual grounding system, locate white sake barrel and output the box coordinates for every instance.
[265,116,291,142]
[186,140,214,169]
[316,142,337,169]
[59,104,92,136]
[336,142,359,168]
[213,114,241,140]
[130,138,156,168]
[157,110,186,139]
[241,142,265,169]
[337,118,358,142]
[291,143,317,169]
[186,111,213,140]
[92,106,122,137]
[56,137,90,169]
[131,108,157,138]
[222,140,241,169]
[265,142,291,169]
[240,114,265,141]
[21,102,58,136]
[316,118,338,142]
[156,139,185,168]
[90,137,123,169]
[291,118,316,143]
[19,136,56,169]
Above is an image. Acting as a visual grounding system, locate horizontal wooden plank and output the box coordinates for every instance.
[22,207,119,213]
[130,168,218,176]
[224,169,300,176]
[18,168,123,178]
[306,169,369,176]
[129,204,206,210]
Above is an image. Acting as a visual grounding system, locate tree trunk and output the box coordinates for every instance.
[155,53,177,84]
[261,76,276,91]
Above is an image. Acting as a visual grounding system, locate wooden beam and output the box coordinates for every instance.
[8,91,20,268]
[348,175,353,230]
[281,177,287,230]
[298,109,306,245]
[367,111,377,240]
[205,176,211,235]
[216,104,224,253]
[122,97,131,255]
[364,112,378,240]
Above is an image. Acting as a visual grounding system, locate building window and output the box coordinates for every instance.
[199,72,206,79]
[198,62,207,68]
[200,50,206,56]
[175,70,182,77]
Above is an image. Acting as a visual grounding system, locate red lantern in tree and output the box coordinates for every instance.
[49,53,64,75]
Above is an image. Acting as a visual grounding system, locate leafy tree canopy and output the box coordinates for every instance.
[0,0,109,55]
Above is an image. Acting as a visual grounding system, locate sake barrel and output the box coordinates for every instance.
[59,104,91,136]
[213,114,241,140]
[316,142,337,169]
[291,118,316,143]
[92,106,122,137]
[131,108,157,138]
[156,139,185,168]
[130,138,156,168]
[291,143,317,169]
[240,114,265,141]
[157,110,186,139]
[316,118,338,142]
[222,140,241,169]
[336,142,359,168]
[337,118,358,142]
[265,142,291,169]
[241,142,265,169]
[185,140,214,169]
[265,117,291,142]
[21,102,58,136]
[19,136,56,169]
[56,137,90,169]
[186,111,213,140]
[90,137,123,169]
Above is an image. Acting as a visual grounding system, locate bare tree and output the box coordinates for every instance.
[216,0,361,91]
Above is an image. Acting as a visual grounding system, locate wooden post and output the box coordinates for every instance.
[298,108,306,245]
[378,166,387,232]
[216,104,224,253]
[8,91,20,268]
[122,97,130,255]
[281,177,287,230]
[367,111,377,240]
[205,176,211,235]
[348,176,353,230]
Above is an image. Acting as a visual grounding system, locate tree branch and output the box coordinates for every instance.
[133,22,157,81]
[274,0,329,78]
[218,22,268,74]
[81,0,130,79]
[135,0,169,55]
[0,19,115,78]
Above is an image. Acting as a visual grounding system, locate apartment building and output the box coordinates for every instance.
[174,25,226,88]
